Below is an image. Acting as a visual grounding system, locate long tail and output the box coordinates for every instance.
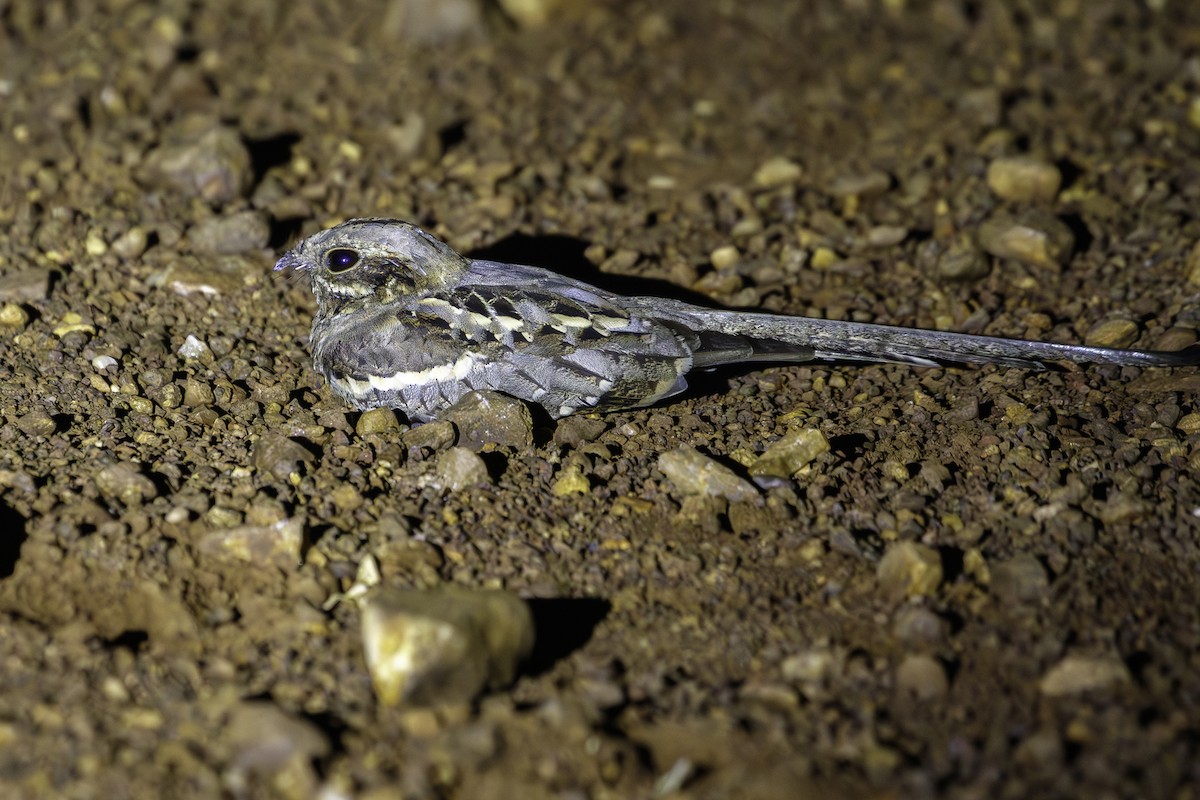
[638,299,1200,371]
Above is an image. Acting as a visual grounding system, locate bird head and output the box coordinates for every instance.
[274,218,469,303]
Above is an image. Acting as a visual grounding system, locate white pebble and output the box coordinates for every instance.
[177,334,210,359]
[91,355,118,371]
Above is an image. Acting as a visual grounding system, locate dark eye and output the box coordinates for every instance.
[326,248,360,272]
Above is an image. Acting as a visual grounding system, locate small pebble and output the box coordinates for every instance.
[111,226,150,259]
[1039,655,1130,696]
[198,518,304,568]
[553,417,607,448]
[53,312,96,338]
[752,156,803,189]
[1084,318,1139,349]
[1154,327,1197,352]
[85,229,108,256]
[223,702,329,789]
[497,0,558,27]
[433,446,490,491]
[892,606,946,645]
[0,303,29,329]
[95,462,158,506]
[990,553,1049,606]
[188,210,270,255]
[749,427,829,479]
[657,447,759,503]
[935,243,991,282]
[977,210,1075,269]
[1014,728,1065,770]
[383,114,427,158]
[895,654,948,701]
[400,419,456,451]
[381,0,483,42]
[710,245,740,270]
[551,464,591,496]
[877,541,943,599]
[441,390,534,451]
[1097,490,1146,524]
[958,86,1001,126]
[781,648,836,685]
[866,225,908,247]
[183,378,215,407]
[17,409,57,437]
[252,434,316,481]
[827,169,890,197]
[177,334,210,359]
[360,586,535,706]
[357,408,402,436]
[141,124,253,204]
[161,254,258,297]
[0,267,50,302]
[986,156,1062,203]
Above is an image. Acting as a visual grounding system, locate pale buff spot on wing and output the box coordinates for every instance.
[493,315,524,331]
[592,314,631,330]
[550,314,592,329]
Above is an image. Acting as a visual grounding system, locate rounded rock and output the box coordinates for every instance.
[986,156,1062,203]
[990,553,1049,606]
[895,654,949,701]
[1039,655,1130,696]
[95,462,158,506]
[748,427,830,479]
[141,125,253,204]
[188,211,270,255]
[442,390,534,451]
[877,541,943,599]
[1084,318,1139,349]
[752,156,803,189]
[434,447,490,492]
[977,210,1075,270]
[357,408,402,436]
[892,606,947,645]
[935,243,991,282]
[657,446,759,503]
[361,586,535,707]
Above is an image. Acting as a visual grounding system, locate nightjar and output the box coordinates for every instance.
[276,218,1200,422]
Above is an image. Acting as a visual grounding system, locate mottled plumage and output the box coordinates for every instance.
[276,218,1200,421]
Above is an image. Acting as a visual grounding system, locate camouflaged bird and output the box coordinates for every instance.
[276,218,1200,422]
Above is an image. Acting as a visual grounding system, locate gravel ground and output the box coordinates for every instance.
[2,1,1200,798]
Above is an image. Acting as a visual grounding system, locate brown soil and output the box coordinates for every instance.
[2,1,1199,798]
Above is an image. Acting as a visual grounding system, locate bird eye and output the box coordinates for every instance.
[326,248,360,273]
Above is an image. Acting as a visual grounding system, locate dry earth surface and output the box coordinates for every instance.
[2,0,1200,798]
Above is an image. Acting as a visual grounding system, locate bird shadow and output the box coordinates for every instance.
[467,232,726,310]
[522,596,612,676]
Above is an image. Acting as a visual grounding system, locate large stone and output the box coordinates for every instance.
[442,390,534,450]
[142,124,252,204]
[361,586,535,706]
[657,447,758,503]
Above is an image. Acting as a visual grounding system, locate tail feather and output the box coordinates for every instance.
[645,301,1200,371]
